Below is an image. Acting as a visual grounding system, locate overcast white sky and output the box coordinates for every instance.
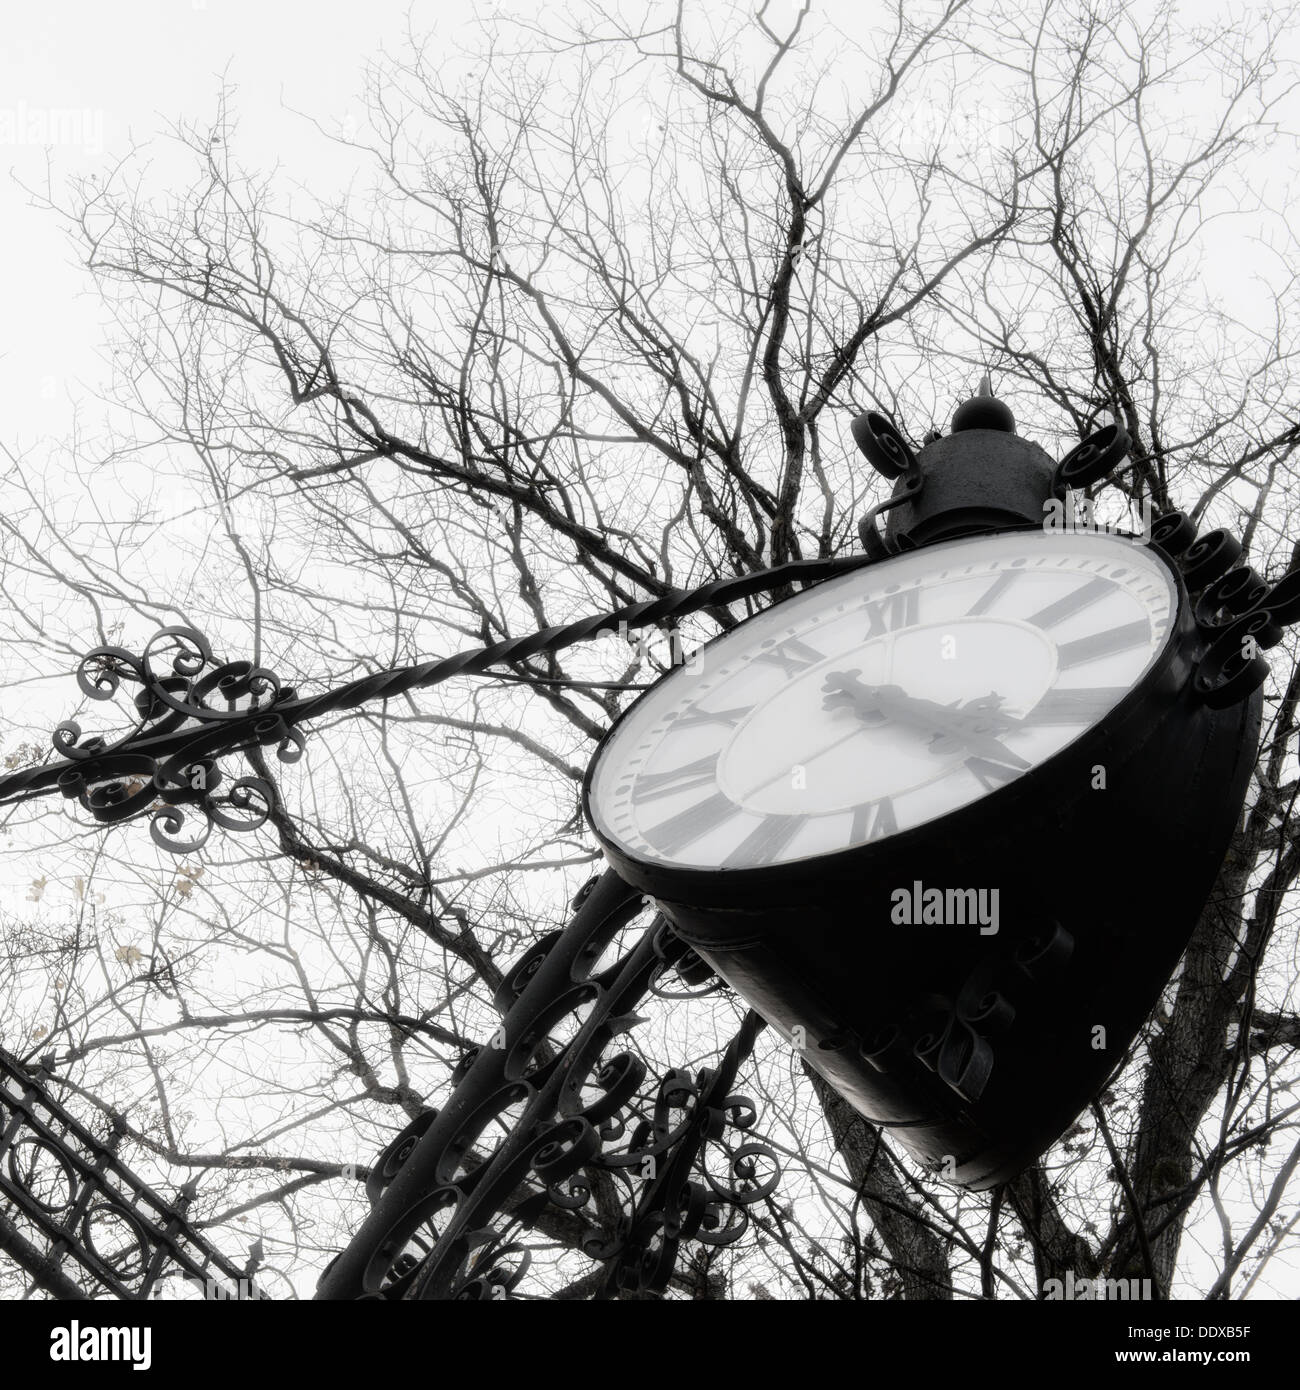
[0,0,444,444]
[1,0,1274,448]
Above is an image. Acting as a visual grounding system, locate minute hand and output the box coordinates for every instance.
[824,676,1032,770]
[902,694,1031,770]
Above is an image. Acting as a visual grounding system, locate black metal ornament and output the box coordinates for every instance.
[1151,509,1197,556]
[315,872,780,1300]
[1050,421,1131,495]
[1182,528,1244,589]
[40,627,300,854]
[851,410,916,480]
[860,390,1130,551]
[853,412,926,559]
[1196,626,1274,709]
[0,1049,267,1299]
[1194,566,1270,632]
[1158,516,1300,709]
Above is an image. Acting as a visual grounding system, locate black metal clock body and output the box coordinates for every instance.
[583,525,1261,1188]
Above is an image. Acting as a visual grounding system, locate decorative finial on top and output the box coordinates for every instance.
[952,380,1015,434]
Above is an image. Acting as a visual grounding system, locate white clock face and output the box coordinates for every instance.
[587,530,1178,871]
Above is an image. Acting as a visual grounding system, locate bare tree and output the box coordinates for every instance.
[2,0,1298,1299]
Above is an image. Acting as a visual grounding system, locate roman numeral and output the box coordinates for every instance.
[632,754,720,804]
[723,815,803,868]
[1026,576,1112,630]
[753,638,825,676]
[670,705,750,729]
[850,797,898,845]
[967,569,1021,616]
[643,792,740,857]
[864,588,920,637]
[965,757,1022,792]
[1056,620,1150,670]
[1019,687,1126,726]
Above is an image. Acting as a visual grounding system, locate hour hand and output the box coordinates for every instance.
[823,672,1031,770]
[935,724,1031,771]
[923,693,1030,769]
[821,670,896,724]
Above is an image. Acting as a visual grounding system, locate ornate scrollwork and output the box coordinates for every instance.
[41,628,301,853]
[1190,561,1300,709]
[854,411,926,561]
[1150,509,1197,556]
[856,924,1075,1105]
[0,1050,265,1299]
[1051,422,1131,494]
[1181,529,1244,591]
[318,872,779,1301]
[1195,618,1275,709]
[851,410,917,480]
[1194,566,1271,634]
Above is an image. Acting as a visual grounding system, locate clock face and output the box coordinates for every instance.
[586,530,1179,872]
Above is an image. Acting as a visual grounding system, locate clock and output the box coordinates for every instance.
[586,527,1178,888]
[582,519,1261,1187]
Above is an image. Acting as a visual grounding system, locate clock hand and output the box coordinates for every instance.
[734,670,900,801]
[921,695,1034,770]
[740,672,1033,805]
[822,672,1032,770]
[937,723,1032,771]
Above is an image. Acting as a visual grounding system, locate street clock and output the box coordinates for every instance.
[584,392,1274,1188]
[588,528,1177,873]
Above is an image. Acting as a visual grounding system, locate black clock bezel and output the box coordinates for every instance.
[582,526,1195,910]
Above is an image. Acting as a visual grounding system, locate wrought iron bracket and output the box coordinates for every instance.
[315,871,778,1300]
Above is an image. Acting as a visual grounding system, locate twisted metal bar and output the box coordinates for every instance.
[0,554,872,853]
